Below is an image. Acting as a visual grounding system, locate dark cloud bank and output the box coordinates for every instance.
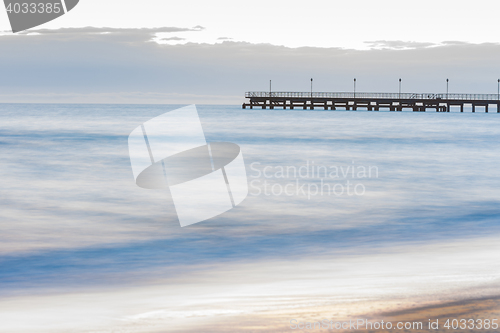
[0,27,499,104]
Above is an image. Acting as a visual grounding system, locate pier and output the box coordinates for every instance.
[242,92,500,112]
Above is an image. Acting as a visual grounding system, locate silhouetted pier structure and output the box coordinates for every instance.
[242,92,500,112]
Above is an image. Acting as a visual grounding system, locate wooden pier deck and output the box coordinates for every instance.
[242,92,500,112]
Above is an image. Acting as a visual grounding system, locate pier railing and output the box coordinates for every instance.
[246,92,500,101]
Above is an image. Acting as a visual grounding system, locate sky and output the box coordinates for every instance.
[2,0,500,48]
[1,0,500,104]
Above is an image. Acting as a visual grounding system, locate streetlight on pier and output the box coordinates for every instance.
[310,78,313,98]
[354,78,356,98]
[446,78,449,98]
[399,78,402,99]
[497,79,499,100]
[269,80,272,97]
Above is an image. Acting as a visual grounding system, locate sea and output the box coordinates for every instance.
[1,103,499,332]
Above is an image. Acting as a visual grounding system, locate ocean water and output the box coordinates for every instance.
[1,103,500,332]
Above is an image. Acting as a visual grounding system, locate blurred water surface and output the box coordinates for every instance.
[0,104,500,332]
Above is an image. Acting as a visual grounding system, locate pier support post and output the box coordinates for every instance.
[486,104,489,113]
[447,104,450,112]
[460,104,463,112]
[497,104,500,113]
[472,104,475,112]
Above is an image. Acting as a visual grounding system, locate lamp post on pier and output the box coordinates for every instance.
[399,78,401,99]
[497,79,499,100]
[446,78,449,98]
[310,78,313,98]
[269,80,272,97]
[354,78,356,98]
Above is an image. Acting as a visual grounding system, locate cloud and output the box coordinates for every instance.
[1,26,206,45]
[161,37,186,41]
[441,40,472,46]
[0,27,499,104]
[16,26,204,35]
[364,40,437,49]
